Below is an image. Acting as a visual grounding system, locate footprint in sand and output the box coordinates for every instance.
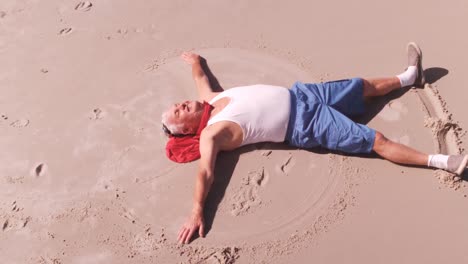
[379,100,408,122]
[22,216,31,228]
[242,167,268,187]
[89,108,105,120]
[199,248,240,264]
[75,1,93,12]
[31,163,47,178]
[143,59,163,72]
[2,219,9,231]
[11,201,20,212]
[10,119,29,128]
[117,28,128,35]
[2,201,30,232]
[38,256,62,264]
[397,135,410,145]
[119,205,138,224]
[58,27,73,36]
[278,155,294,175]
[230,168,269,216]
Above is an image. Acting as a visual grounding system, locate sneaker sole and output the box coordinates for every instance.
[455,154,468,176]
[407,42,425,87]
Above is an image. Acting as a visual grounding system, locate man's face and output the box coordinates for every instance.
[165,100,204,133]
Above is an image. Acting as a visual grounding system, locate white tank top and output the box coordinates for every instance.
[208,85,291,146]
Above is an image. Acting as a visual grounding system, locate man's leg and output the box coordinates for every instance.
[372,131,428,165]
[372,131,468,175]
[362,42,426,99]
[362,69,420,98]
[362,77,402,98]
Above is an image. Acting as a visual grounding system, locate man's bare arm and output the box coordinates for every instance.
[181,52,217,102]
[177,131,218,244]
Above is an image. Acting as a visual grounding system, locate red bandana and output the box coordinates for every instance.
[165,102,213,163]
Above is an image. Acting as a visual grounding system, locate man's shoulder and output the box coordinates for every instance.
[201,122,228,138]
[199,124,224,149]
[201,121,243,150]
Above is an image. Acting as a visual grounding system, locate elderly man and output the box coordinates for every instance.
[162,43,468,244]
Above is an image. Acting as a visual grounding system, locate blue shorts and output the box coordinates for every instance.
[285,78,376,154]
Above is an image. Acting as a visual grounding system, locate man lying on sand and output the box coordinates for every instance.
[161,43,468,244]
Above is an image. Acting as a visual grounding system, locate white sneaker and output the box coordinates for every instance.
[447,154,468,175]
[407,42,425,87]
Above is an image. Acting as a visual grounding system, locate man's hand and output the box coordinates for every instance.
[181,52,201,65]
[177,211,205,244]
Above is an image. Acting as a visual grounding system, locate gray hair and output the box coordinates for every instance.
[161,111,184,135]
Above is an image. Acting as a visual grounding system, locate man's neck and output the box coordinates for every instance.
[209,97,231,120]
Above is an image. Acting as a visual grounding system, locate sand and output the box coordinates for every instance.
[1,0,468,263]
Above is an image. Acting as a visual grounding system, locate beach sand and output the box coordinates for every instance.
[1,0,468,263]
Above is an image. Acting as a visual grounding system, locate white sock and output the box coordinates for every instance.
[428,154,449,169]
[396,66,417,87]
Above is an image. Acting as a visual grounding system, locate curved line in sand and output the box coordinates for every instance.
[416,84,464,154]
[415,83,465,189]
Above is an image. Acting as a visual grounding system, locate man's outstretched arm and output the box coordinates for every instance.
[181,52,217,102]
[177,131,219,244]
